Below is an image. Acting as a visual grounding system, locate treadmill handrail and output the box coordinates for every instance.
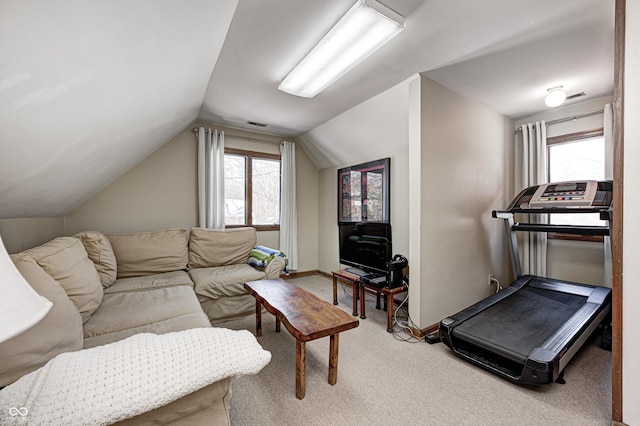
[493,207,610,215]
[493,201,612,282]
[495,207,610,215]
[511,223,610,236]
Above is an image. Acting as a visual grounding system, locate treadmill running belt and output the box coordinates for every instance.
[453,286,587,364]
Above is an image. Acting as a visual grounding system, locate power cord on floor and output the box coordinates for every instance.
[340,281,354,299]
[351,277,423,343]
[389,278,423,343]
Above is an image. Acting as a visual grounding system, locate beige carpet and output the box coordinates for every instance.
[219,275,612,426]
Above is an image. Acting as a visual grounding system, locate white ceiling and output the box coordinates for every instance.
[0,0,614,218]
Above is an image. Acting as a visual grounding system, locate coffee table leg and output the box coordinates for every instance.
[328,334,339,385]
[255,299,262,337]
[296,340,306,399]
[359,284,366,319]
[276,317,281,333]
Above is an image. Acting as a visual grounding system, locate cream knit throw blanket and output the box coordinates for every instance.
[0,328,271,425]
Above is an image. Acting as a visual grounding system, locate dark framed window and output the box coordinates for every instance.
[224,148,280,230]
[337,158,390,223]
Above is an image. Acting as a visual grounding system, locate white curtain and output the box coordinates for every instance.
[279,141,298,271]
[520,121,548,276]
[196,127,225,229]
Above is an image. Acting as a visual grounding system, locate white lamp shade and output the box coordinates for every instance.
[0,235,52,343]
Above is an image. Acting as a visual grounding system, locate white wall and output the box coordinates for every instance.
[623,1,640,423]
[0,217,64,253]
[64,126,199,235]
[294,140,319,272]
[298,79,410,170]
[409,76,513,328]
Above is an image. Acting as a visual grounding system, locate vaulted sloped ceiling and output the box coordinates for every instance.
[0,0,238,218]
[0,0,613,218]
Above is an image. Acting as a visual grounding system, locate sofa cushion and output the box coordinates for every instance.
[189,264,265,300]
[114,379,231,426]
[104,271,194,294]
[188,227,256,269]
[74,230,118,288]
[23,237,103,323]
[0,255,83,387]
[83,285,211,348]
[200,295,258,325]
[107,228,189,278]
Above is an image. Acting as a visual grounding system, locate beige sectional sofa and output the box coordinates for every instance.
[0,226,285,424]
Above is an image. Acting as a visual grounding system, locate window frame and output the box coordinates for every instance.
[224,147,281,231]
[546,128,605,242]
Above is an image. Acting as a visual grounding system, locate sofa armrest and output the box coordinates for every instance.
[263,255,286,279]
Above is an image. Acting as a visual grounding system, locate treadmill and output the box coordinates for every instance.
[439,180,612,385]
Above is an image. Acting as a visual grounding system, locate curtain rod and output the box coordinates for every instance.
[192,127,285,145]
[516,108,604,132]
[545,108,604,126]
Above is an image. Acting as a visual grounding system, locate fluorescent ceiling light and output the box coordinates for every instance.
[278,0,404,98]
[545,86,566,107]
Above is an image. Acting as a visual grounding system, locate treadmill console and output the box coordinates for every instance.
[528,180,597,208]
[509,180,612,210]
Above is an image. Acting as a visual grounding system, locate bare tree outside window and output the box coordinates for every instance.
[252,158,280,225]
[224,154,246,225]
[223,149,281,229]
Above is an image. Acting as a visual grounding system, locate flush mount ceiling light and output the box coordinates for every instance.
[545,86,567,108]
[278,0,404,98]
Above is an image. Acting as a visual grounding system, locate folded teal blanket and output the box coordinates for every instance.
[248,245,289,273]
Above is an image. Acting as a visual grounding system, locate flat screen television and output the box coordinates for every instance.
[338,222,392,276]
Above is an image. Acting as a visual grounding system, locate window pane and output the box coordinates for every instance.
[252,158,280,225]
[549,137,604,182]
[548,136,605,227]
[364,171,383,221]
[345,171,362,222]
[224,154,246,225]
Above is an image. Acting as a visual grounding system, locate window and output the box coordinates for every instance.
[337,158,390,223]
[224,148,280,229]
[547,129,605,238]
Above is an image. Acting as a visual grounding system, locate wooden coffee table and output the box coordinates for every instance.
[244,278,359,399]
